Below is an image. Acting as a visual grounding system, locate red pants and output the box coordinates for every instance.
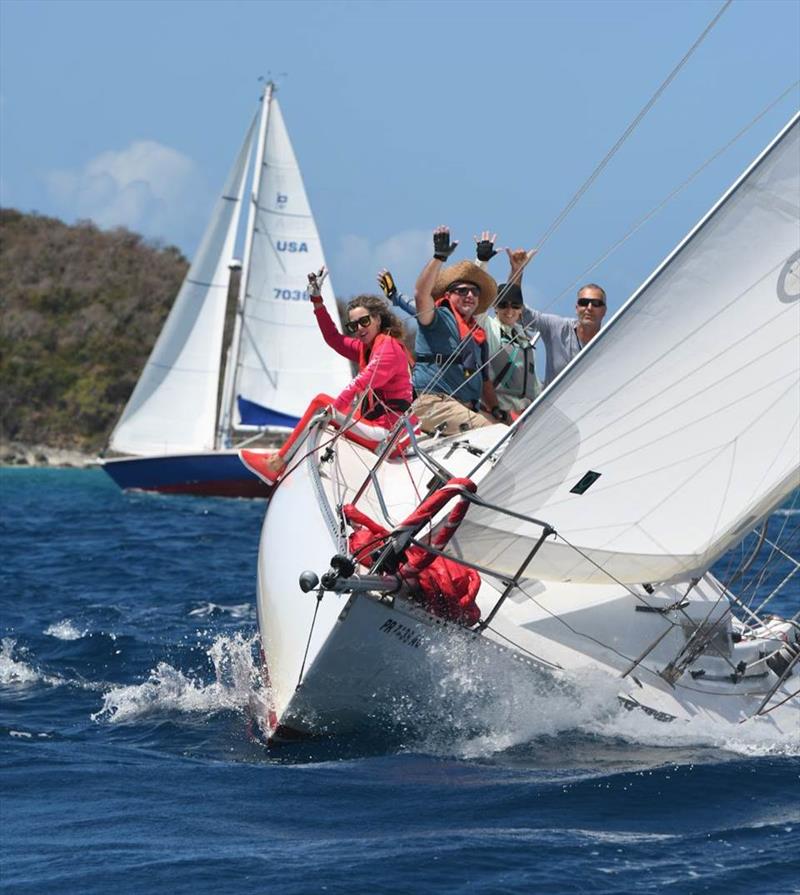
[277,394,409,461]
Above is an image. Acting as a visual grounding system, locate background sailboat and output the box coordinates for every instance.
[100,83,350,497]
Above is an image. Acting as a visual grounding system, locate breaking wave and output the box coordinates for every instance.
[365,631,799,762]
[93,633,262,724]
[44,619,87,640]
[0,638,41,685]
[587,706,800,758]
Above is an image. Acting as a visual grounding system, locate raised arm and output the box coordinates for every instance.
[377,268,416,317]
[414,226,458,326]
[307,268,360,361]
[505,248,539,329]
[506,247,536,285]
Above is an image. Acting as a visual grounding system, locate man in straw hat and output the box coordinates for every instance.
[409,226,499,435]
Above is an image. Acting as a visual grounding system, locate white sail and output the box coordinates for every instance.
[231,95,350,429]
[109,118,254,455]
[448,115,800,586]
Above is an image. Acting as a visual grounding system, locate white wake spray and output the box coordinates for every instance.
[92,632,263,724]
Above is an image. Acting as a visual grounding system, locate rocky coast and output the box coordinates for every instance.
[0,441,96,468]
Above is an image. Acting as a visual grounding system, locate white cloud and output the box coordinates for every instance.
[331,228,431,300]
[46,140,207,246]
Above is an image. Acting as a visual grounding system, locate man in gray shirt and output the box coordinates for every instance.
[506,248,607,385]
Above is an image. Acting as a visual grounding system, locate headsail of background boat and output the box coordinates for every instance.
[231,96,350,430]
[108,118,255,456]
[446,114,800,586]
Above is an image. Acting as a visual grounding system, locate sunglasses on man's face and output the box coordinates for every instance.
[497,301,523,310]
[449,285,481,298]
[577,298,605,308]
[345,314,374,334]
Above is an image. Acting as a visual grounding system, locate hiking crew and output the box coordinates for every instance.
[240,269,415,486]
[408,227,498,436]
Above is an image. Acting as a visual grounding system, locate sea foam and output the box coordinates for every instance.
[93,632,261,724]
[44,619,87,640]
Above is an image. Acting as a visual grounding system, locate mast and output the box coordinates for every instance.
[216,81,274,449]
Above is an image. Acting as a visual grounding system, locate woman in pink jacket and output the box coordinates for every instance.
[241,269,415,486]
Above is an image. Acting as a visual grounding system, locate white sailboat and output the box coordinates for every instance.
[251,112,800,742]
[100,83,350,497]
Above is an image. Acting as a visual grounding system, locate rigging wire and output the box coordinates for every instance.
[535,0,734,253]
[542,79,800,311]
[393,0,735,408]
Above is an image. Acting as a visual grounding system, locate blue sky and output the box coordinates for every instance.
[1,0,798,315]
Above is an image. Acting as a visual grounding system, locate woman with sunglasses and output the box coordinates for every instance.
[477,282,542,421]
[240,269,415,486]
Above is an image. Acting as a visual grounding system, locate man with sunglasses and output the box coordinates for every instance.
[505,248,607,385]
[408,226,498,436]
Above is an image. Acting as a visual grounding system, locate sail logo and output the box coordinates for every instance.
[777,250,800,303]
[276,241,309,253]
[276,193,288,206]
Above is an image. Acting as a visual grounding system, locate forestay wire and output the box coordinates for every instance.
[406,0,734,406]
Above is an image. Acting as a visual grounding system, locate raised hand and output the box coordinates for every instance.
[474,230,498,263]
[307,267,328,298]
[506,248,537,282]
[433,226,458,262]
[377,268,397,301]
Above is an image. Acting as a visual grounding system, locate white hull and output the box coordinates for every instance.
[254,425,799,743]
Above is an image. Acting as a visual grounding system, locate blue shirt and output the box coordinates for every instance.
[412,304,484,404]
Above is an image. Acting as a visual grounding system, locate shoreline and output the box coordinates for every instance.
[0,441,97,469]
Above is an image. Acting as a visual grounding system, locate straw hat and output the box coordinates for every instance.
[432,261,497,314]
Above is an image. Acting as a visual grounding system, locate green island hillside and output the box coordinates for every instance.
[0,209,189,453]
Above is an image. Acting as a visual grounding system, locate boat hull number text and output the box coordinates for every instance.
[379,619,421,649]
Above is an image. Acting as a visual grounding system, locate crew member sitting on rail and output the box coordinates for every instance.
[504,247,608,386]
[409,226,499,436]
[240,268,415,486]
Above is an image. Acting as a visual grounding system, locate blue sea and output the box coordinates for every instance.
[1,468,798,895]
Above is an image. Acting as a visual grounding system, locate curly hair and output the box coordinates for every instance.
[346,294,406,341]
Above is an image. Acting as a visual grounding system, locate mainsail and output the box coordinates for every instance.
[229,90,351,429]
[109,119,255,456]
[109,84,349,460]
[449,114,800,586]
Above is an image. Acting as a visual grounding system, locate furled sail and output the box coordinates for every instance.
[448,114,800,586]
[231,95,351,429]
[109,119,254,456]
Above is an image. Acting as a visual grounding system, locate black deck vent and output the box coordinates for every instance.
[570,470,601,495]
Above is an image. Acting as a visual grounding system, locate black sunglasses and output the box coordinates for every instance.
[497,301,523,310]
[345,314,374,334]
[449,285,481,297]
[577,298,605,308]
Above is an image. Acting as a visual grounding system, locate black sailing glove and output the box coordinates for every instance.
[433,229,458,262]
[475,238,498,263]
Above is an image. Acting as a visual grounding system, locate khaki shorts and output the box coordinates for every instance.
[411,393,493,437]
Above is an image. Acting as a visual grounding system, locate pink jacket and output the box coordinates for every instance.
[313,302,413,427]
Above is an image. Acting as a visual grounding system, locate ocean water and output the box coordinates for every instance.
[1,468,798,895]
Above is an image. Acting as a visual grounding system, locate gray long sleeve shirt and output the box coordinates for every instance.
[523,308,584,385]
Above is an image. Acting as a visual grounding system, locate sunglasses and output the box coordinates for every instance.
[577,298,606,308]
[449,285,481,298]
[345,314,374,334]
[497,301,523,310]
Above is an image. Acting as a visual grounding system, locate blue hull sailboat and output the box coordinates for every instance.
[100,83,350,497]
